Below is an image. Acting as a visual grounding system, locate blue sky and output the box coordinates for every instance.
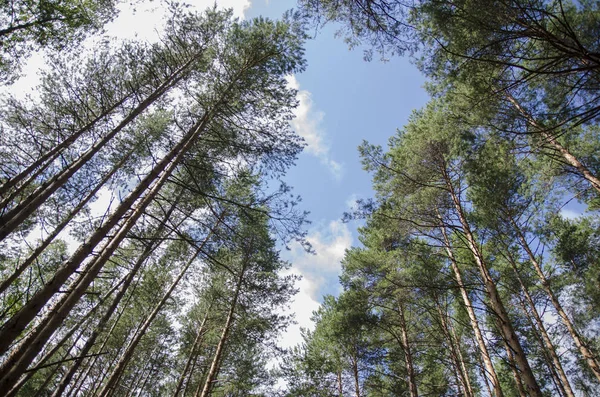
[244,0,430,346]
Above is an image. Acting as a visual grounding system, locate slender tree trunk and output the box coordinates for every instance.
[443,173,543,397]
[99,222,219,397]
[0,54,198,242]
[439,220,503,397]
[506,93,600,193]
[0,108,211,363]
[0,147,134,296]
[508,215,600,383]
[173,304,212,397]
[197,258,247,397]
[4,275,126,397]
[449,317,475,397]
[505,249,576,397]
[0,108,215,392]
[0,93,130,200]
[337,369,343,397]
[435,298,472,397]
[352,354,360,397]
[67,282,138,397]
[398,300,418,397]
[517,297,568,397]
[503,343,527,397]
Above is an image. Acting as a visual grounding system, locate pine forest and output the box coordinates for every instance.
[0,0,599,396]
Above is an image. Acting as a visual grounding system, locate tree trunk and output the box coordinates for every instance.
[0,92,130,200]
[352,354,360,397]
[0,147,134,296]
[503,343,527,397]
[337,369,343,397]
[506,93,600,194]
[173,303,212,397]
[448,316,475,397]
[444,172,543,397]
[0,53,198,242]
[48,227,170,397]
[197,258,247,397]
[0,109,213,391]
[98,223,219,397]
[439,220,503,397]
[434,297,473,397]
[505,249,575,397]
[508,215,600,383]
[398,300,418,397]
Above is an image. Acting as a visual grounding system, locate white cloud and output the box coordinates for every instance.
[106,0,252,42]
[286,75,344,180]
[278,220,353,349]
[287,220,352,301]
[560,208,582,220]
[345,193,359,211]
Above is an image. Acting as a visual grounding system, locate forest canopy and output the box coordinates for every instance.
[1,0,600,396]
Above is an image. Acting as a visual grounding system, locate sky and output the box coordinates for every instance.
[8,0,424,349]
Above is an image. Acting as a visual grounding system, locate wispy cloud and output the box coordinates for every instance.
[287,220,352,301]
[279,220,353,348]
[560,208,582,220]
[286,75,344,180]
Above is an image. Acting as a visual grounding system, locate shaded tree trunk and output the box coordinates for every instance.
[173,303,212,397]
[508,214,600,383]
[99,220,219,397]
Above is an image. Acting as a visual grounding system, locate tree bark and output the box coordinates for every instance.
[398,300,418,397]
[197,254,247,397]
[503,343,527,397]
[506,93,600,194]
[173,303,212,397]
[439,220,503,397]
[508,214,600,384]
[443,171,543,397]
[98,222,219,397]
[0,147,134,296]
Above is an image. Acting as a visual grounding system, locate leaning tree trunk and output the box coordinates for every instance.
[506,94,600,194]
[0,53,199,242]
[98,221,220,397]
[443,169,543,397]
[504,342,528,397]
[439,219,504,397]
[448,314,475,397]
[4,276,126,397]
[505,248,576,397]
[508,214,600,384]
[197,258,247,397]
[434,297,473,397]
[0,109,215,391]
[0,146,134,296]
[173,303,212,397]
[48,202,178,397]
[0,92,131,200]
